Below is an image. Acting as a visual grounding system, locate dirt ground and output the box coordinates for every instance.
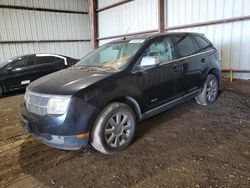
[0,79,249,188]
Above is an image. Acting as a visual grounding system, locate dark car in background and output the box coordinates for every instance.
[21,32,221,154]
[0,54,78,96]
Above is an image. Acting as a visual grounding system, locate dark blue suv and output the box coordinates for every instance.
[21,32,221,154]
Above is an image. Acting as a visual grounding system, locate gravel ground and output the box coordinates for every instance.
[0,79,249,188]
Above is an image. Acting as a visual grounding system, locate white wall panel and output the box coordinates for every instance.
[0,0,91,64]
[0,42,91,62]
[166,0,250,79]
[0,8,90,41]
[98,0,158,39]
[0,0,88,11]
[167,0,250,27]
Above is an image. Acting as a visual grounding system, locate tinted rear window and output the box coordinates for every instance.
[172,35,200,57]
[36,56,56,65]
[193,36,210,50]
[56,57,65,64]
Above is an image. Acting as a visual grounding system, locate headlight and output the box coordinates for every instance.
[47,97,71,115]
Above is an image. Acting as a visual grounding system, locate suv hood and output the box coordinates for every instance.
[28,68,113,95]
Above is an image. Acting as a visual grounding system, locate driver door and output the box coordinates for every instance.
[133,36,183,113]
[10,55,36,89]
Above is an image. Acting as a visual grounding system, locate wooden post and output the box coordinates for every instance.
[158,0,165,33]
[88,0,98,49]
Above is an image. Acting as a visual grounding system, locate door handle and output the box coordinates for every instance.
[173,65,177,72]
[201,58,206,63]
[173,65,182,72]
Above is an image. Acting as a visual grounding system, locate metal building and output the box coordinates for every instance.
[0,0,91,63]
[0,0,249,79]
[97,0,250,79]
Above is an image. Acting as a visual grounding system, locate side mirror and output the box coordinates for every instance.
[140,56,159,69]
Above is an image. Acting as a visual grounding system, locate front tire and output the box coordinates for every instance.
[91,102,136,154]
[196,74,219,106]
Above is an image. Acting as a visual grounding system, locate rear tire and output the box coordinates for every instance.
[196,74,219,106]
[91,102,136,154]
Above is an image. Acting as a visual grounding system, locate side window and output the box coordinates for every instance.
[56,57,65,64]
[12,56,35,68]
[36,56,56,65]
[173,35,200,58]
[193,36,211,50]
[143,37,175,64]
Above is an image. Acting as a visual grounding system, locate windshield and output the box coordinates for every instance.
[0,55,22,68]
[75,40,144,71]
[0,60,12,68]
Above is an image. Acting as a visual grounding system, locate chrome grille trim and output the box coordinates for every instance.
[26,91,50,116]
[24,90,71,116]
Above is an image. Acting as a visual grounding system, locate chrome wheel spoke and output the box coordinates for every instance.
[116,112,122,123]
[114,136,119,147]
[121,115,128,126]
[105,128,114,135]
[121,133,128,141]
[107,134,115,144]
[123,125,132,131]
[108,118,117,127]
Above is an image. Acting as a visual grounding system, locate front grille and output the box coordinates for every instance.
[26,92,50,116]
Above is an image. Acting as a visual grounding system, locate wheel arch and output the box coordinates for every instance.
[108,96,142,121]
[208,68,221,82]
[203,68,221,88]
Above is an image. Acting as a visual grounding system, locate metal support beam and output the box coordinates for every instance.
[88,0,98,49]
[0,39,91,44]
[166,15,250,31]
[97,29,158,41]
[158,0,165,33]
[96,0,134,12]
[0,5,88,14]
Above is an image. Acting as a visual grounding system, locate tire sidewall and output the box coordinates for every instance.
[91,103,136,154]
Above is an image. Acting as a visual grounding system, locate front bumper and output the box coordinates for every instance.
[20,93,99,150]
[20,115,89,150]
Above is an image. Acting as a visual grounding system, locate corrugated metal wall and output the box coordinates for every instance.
[166,0,250,79]
[0,0,88,11]
[97,0,158,46]
[0,0,91,64]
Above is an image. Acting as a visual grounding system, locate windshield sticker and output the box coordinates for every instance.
[129,39,145,44]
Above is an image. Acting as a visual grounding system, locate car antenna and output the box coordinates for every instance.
[123,27,130,40]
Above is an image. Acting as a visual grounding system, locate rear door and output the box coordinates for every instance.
[35,55,59,79]
[172,34,204,94]
[133,36,183,112]
[192,35,215,85]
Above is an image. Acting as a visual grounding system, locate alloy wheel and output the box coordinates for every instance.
[104,112,132,148]
[207,79,218,102]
